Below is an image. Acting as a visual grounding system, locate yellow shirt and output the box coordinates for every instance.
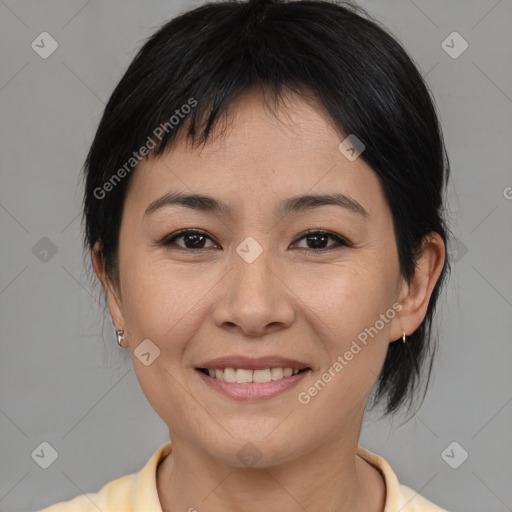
[37,442,449,511]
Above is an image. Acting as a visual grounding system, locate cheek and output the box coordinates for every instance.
[292,277,393,435]
[293,262,395,397]
[119,248,199,331]
[119,256,205,424]
[298,259,396,340]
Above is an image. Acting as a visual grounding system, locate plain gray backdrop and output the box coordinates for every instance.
[1,1,511,511]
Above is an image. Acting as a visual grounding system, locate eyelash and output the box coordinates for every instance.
[160,228,351,253]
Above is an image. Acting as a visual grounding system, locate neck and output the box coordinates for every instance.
[156,431,386,512]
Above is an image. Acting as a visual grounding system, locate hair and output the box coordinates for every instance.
[81,0,452,417]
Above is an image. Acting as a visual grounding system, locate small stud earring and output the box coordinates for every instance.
[115,329,126,348]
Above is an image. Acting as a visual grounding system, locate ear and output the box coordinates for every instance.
[390,232,446,342]
[92,241,127,344]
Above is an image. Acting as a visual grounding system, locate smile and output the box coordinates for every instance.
[198,367,307,382]
[195,367,311,401]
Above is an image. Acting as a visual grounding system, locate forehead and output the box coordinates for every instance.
[124,89,386,220]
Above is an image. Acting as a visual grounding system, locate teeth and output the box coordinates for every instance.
[253,369,272,383]
[204,367,304,383]
[223,368,236,382]
[270,367,283,380]
[235,369,253,383]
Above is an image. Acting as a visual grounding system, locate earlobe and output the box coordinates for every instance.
[390,232,446,342]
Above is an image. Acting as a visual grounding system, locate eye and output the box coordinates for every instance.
[292,229,351,252]
[160,228,351,253]
[161,229,218,251]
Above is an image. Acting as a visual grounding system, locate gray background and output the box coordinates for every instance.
[0,0,511,511]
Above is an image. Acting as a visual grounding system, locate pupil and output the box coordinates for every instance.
[307,234,327,249]
[185,234,205,249]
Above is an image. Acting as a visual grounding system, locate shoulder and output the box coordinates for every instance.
[357,445,451,512]
[36,441,172,512]
[36,473,135,511]
[396,483,451,511]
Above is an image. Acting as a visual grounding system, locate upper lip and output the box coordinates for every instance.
[196,355,311,371]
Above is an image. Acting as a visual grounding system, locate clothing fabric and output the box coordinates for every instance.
[37,441,449,511]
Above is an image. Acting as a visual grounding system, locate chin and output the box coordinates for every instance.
[201,431,306,469]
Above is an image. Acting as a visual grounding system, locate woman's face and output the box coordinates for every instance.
[98,89,424,466]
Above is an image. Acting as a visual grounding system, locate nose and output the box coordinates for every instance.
[212,245,296,338]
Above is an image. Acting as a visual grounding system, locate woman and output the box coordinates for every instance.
[39,0,451,510]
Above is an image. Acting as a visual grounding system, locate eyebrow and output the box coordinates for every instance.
[144,191,369,218]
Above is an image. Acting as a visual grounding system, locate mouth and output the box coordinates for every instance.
[194,366,312,401]
[196,366,311,383]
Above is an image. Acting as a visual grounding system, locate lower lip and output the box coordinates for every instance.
[195,369,311,401]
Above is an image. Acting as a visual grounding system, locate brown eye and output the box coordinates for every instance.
[292,230,350,252]
[162,229,217,250]
[161,228,350,253]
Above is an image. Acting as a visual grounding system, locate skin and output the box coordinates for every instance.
[93,88,445,512]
